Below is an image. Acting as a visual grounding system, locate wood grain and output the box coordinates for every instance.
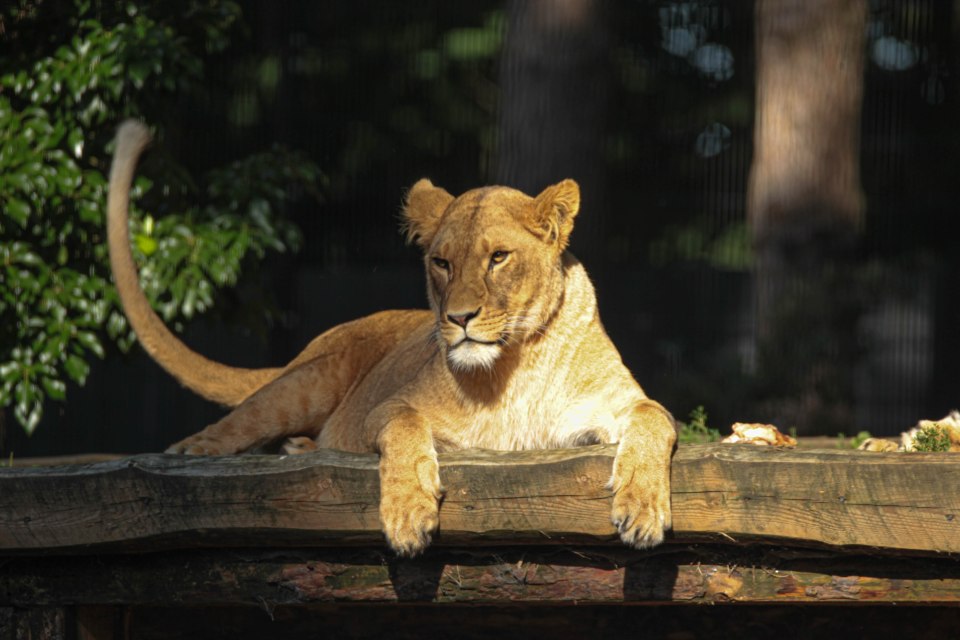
[1,444,958,553]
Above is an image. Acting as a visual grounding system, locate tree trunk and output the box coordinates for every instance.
[496,0,609,259]
[747,0,868,433]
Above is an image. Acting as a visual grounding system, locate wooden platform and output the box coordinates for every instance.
[2,443,959,637]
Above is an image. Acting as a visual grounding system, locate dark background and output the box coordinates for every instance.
[6,0,960,456]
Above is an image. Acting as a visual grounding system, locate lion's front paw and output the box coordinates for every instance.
[379,487,440,557]
[379,459,443,557]
[609,460,672,549]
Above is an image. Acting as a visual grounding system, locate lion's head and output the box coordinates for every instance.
[402,178,580,372]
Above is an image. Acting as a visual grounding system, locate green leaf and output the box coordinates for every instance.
[67,127,85,158]
[0,361,19,382]
[6,199,31,226]
[76,331,105,359]
[135,234,158,256]
[63,354,91,385]
[14,380,43,435]
[42,377,67,401]
[443,25,502,61]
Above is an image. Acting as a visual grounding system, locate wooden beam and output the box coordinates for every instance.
[1,443,958,554]
[3,546,960,606]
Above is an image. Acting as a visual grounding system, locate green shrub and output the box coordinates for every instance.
[0,0,322,433]
[912,425,951,453]
[677,405,721,444]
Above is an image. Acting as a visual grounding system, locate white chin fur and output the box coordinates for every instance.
[447,341,501,372]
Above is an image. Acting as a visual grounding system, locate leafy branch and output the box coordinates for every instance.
[0,0,322,433]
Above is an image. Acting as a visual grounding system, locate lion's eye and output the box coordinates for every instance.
[432,257,450,271]
[489,251,509,269]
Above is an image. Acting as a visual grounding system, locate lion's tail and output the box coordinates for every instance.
[107,120,281,407]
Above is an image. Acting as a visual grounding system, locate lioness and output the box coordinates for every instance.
[107,120,676,556]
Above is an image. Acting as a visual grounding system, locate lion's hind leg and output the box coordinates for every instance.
[166,356,344,455]
[165,310,431,456]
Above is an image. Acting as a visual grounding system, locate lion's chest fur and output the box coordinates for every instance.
[448,376,624,451]
[432,320,642,452]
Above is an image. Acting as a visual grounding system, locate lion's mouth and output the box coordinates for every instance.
[452,333,511,349]
[447,335,503,371]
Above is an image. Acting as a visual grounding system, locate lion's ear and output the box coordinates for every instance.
[531,179,580,251]
[403,178,454,249]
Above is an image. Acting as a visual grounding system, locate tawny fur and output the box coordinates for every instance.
[107,120,677,556]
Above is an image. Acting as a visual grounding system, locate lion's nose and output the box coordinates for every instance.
[447,308,480,328]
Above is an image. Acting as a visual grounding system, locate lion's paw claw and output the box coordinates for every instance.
[609,466,671,549]
[380,489,441,557]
